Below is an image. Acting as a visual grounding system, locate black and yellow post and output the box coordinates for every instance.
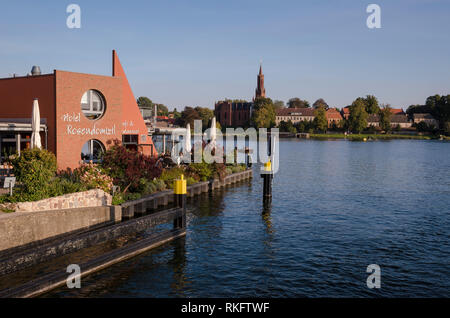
[261,161,273,200]
[174,174,187,229]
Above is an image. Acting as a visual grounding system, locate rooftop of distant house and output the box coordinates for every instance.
[276,108,315,116]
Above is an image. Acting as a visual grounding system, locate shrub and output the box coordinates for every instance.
[211,162,227,181]
[152,179,167,191]
[124,192,142,201]
[187,161,213,181]
[160,166,186,188]
[101,141,162,192]
[186,176,197,186]
[48,177,87,197]
[231,164,246,173]
[9,149,57,201]
[112,193,125,205]
[73,163,113,193]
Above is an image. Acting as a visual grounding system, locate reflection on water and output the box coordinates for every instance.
[45,139,449,297]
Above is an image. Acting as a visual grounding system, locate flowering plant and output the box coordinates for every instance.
[74,162,114,193]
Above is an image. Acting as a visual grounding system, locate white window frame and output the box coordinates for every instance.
[82,139,105,163]
[81,90,105,119]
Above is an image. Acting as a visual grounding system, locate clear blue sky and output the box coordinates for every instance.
[1,0,449,110]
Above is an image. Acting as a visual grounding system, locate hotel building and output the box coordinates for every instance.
[0,50,156,170]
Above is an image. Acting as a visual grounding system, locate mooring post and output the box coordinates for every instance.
[261,161,273,200]
[174,174,187,229]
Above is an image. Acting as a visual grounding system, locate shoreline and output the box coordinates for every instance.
[306,133,443,141]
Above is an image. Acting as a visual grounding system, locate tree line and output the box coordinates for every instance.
[138,93,450,135]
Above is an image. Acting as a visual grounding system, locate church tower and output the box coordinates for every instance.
[254,64,266,100]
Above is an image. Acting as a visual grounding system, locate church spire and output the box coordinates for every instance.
[255,62,266,100]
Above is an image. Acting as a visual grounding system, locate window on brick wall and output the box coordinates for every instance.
[122,134,138,151]
[81,139,105,163]
[81,90,106,120]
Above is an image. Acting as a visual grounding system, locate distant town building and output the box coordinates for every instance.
[275,108,315,126]
[215,101,253,127]
[140,108,154,120]
[215,65,266,128]
[412,113,438,128]
[391,114,412,128]
[341,106,351,119]
[367,114,412,128]
[390,108,405,115]
[326,109,343,127]
[254,65,266,100]
[367,114,380,127]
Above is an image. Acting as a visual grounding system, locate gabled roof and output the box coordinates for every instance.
[276,108,315,117]
[390,108,405,115]
[391,114,410,123]
[326,109,343,120]
[413,113,435,119]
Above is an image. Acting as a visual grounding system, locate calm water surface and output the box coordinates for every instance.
[48,139,450,297]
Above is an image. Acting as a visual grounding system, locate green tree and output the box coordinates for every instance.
[180,107,201,128]
[9,149,57,201]
[379,104,392,132]
[365,95,380,114]
[251,97,276,129]
[429,95,450,128]
[313,98,329,110]
[172,108,181,119]
[273,100,285,110]
[156,104,169,116]
[136,97,169,116]
[279,120,296,133]
[313,107,328,132]
[349,98,368,133]
[444,121,450,135]
[137,96,153,109]
[195,107,214,127]
[288,98,310,108]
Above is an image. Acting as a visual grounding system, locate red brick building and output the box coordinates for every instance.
[326,109,343,127]
[215,65,266,128]
[0,50,156,170]
[214,101,253,128]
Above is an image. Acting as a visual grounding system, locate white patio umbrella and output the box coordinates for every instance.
[31,98,42,149]
[210,117,217,145]
[185,123,192,153]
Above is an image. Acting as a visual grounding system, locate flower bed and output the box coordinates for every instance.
[0,143,248,211]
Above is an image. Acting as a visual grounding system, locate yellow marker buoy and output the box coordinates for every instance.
[174,174,187,195]
[264,160,272,172]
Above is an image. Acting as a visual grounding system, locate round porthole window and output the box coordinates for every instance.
[81,90,106,120]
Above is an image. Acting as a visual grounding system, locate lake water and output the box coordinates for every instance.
[47,139,450,297]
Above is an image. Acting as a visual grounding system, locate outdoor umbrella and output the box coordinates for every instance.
[31,98,42,149]
[210,117,217,146]
[185,123,192,153]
